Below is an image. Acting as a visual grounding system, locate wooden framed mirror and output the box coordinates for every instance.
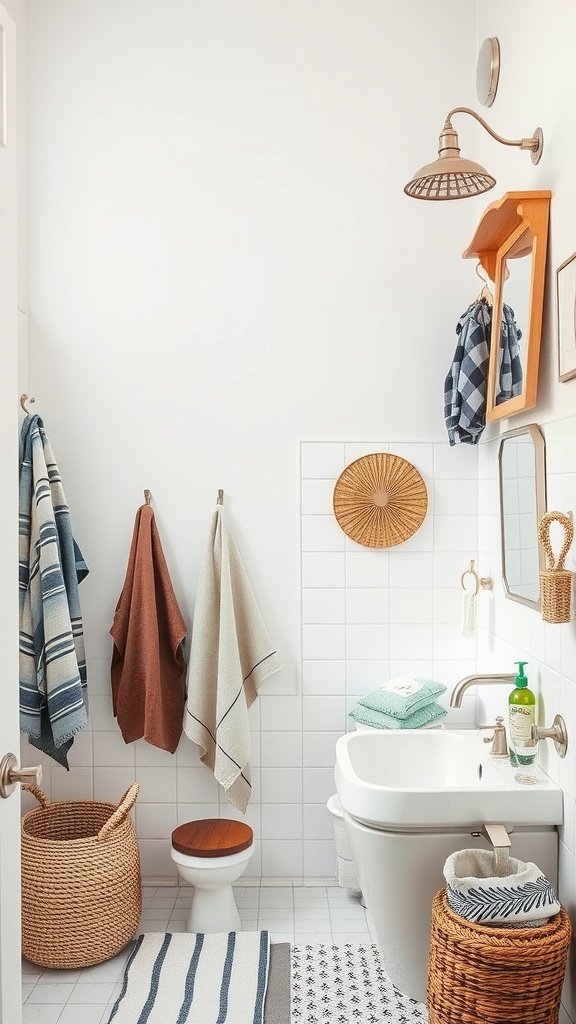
[463,191,551,422]
[498,423,546,610]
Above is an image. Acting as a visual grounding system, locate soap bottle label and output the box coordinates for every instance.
[509,705,535,749]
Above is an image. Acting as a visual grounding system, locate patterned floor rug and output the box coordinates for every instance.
[291,942,428,1023]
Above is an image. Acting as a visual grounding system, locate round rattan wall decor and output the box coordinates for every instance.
[333,452,428,549]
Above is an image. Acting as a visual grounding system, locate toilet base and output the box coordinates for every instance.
[171,830,254,934]
[186,883,240,933]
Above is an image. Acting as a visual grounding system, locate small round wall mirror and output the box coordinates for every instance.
[476,37,500,107]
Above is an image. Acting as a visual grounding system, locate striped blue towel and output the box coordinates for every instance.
[19,415,89,768]
[107,931,270,1024]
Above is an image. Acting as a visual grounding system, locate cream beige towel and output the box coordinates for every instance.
[184,507,281,811]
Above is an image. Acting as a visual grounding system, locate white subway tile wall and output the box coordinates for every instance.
[21,438,478,885]
[300,438,478,827]
[476,416,576,1024]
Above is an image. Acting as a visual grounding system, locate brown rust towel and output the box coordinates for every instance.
[110,504,187,752]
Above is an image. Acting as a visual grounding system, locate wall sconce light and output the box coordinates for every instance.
[404,107,543,201]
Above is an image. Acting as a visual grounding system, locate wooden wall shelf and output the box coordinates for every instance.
[462,190,551,282]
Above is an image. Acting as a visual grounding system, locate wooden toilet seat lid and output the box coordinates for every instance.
[171,818,253,858]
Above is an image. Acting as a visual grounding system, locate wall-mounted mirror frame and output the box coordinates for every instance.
[462,191,551,422]
[498,423,546,610]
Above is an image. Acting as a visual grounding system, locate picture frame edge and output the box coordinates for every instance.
[556,249,576,383]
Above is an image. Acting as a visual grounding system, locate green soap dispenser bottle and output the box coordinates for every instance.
[508,661,535,769]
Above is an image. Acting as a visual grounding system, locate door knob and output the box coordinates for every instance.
[0,752,42,798]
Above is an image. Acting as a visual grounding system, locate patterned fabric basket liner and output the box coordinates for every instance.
[444,848,560,927]
[21,783,141,969]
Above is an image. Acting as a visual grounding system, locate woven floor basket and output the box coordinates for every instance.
[21,783,141,969]
[427,889,571,1024]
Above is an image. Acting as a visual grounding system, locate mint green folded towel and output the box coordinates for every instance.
[358,677,447,720]
[349,701,447,730]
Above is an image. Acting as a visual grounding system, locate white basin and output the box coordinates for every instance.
[335,728,563,829]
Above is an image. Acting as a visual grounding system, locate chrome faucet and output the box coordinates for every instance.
[449,673,516,708]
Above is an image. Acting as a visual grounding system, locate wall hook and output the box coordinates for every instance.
[217,489,224,506]
[144,489,152,506]
[20,394,36,414]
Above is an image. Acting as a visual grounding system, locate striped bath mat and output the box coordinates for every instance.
[107,931,270,1024]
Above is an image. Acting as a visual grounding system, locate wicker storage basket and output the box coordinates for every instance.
[427,889,571,1024]
[21,783,141,969]
[538,511,574,624]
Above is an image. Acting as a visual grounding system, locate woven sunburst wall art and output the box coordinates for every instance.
[333,452,428,548]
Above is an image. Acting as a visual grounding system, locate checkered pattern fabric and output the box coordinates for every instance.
[444,299,523,446]
[496,303,523,405]
[444,299,492,446]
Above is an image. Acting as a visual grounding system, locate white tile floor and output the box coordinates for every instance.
[22,883,373,1022]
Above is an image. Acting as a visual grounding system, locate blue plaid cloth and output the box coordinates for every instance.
[444,299,523,445]
[496,303,523,406]
[19,415,89,768]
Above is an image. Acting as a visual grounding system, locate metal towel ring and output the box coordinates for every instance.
[461,560,493,595]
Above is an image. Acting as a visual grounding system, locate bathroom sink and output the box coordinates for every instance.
[335,729,562,829]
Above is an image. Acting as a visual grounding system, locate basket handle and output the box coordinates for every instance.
[539,512,574,571]
[21,783,51,808]
[97,783,139,841]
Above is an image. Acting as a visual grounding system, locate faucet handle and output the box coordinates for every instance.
[479,715,505,732]
[479,717,508,758]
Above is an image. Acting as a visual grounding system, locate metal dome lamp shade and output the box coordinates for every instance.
[404,107,543,201]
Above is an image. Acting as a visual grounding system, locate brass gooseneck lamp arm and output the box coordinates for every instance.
[443,107,543,162]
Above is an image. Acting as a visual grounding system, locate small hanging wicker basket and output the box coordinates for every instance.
[21,783,141,969]
[538,511,574,623]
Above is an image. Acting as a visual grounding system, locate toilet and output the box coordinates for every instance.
[170,818,254,933]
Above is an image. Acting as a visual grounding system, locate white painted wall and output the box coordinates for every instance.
[25,0,480,680]
[475,4,576,1019]
[2,0,28,386]
[24,0,480,879]
[475,0,576,430]
[1,0,25,301]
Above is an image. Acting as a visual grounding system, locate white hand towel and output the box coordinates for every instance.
[184,507,281,811]
[461,590,476,637]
